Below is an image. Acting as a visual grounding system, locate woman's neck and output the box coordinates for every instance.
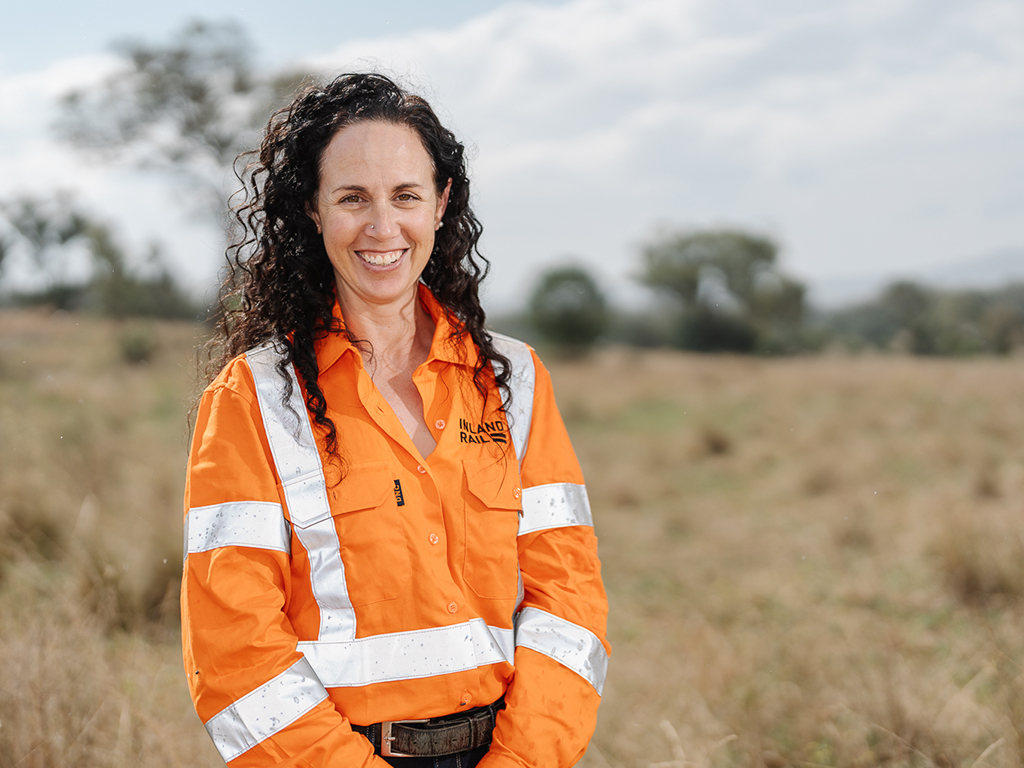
[336,283,439,458]
[337,286,435,375]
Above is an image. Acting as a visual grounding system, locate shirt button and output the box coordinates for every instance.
[435,419,446,430]
[460,691,472,706]
[416,465,427,474]
[513,487,522,500]
[447,601,458,614]
[429,533,439,545]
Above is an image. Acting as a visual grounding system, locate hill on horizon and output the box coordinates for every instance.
[808,246,1024,309]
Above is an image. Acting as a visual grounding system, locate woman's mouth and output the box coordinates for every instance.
[357,249,405,267]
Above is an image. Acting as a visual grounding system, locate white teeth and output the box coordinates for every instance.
[358,250,403,267]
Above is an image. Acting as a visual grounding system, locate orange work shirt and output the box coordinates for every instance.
[182,287,609,768]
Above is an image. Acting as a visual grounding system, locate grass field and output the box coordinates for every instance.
[1,309,1022,767]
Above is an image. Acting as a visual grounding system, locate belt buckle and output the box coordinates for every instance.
[381,719,430,757]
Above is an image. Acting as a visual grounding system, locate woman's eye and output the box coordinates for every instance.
[396,193,419,202]
[339,194,362,204]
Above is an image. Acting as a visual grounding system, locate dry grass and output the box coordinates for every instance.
[3,311,1024,767]
[0,309,217,767]
[559,349,1024,768]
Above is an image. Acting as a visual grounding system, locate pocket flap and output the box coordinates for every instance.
[328,461,395,514]
[464,458,522,510]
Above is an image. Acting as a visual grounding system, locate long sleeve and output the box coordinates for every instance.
[480,352,610,768]
[182,360,389,768]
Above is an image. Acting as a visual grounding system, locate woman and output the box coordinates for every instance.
[182,73,608,768]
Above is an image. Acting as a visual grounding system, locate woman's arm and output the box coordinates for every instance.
[182,359,389,768]
[480,351,610,768]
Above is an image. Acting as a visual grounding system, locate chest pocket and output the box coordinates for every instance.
[328,461,411,605]
[463,457,522,600]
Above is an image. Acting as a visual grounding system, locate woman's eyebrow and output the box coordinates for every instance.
[329,183,368,194]
[329,182,428,194]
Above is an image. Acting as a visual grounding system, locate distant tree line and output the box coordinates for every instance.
[523,229,812,356]
[818,280,1024,355]
[522,233,1024,358]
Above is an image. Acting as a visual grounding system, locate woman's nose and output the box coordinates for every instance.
[366,203,397,238]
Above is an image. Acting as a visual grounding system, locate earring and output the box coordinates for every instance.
[316,224,321,234]
[436,220,444,230]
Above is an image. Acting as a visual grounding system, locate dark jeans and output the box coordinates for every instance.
[379,744,490,768]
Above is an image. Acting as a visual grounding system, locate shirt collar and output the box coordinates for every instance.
[314,283,480,374]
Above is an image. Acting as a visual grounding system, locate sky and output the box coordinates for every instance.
[1,0,1022,311]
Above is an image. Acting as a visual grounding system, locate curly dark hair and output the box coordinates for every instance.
[208,72,511,460]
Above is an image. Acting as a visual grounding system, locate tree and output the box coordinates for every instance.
[528,265,608,355]
[0,233,10,277]
[0,192,197,318]
[877,281,938,354]
[55,20,311,225]
[84,223,199,319]
[0,193,90,309]
[981,301,1024,354]
[638,229,806,353]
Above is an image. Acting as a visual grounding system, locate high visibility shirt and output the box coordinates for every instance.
[182,286,610,768]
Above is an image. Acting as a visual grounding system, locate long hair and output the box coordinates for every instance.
[208,72,511,459]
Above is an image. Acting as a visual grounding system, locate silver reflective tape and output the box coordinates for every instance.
[247,342,356,643]
[514,568,524,614]
[293,518,356,641]
[297,619,514,688]
[514,607,608,695]
[519,483,593,536]
[205,657,329,762]
[185,502,290,555]
[246,343,332,529]
[490,333,535,465]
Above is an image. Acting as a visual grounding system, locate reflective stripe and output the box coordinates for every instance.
[519,483,593,536]
[247,342,357,642]
[514,607,608,695]
[205,657,328,762]
[185,502,290,555]
[297,619,514,688]
[514,568,525,614]
[293,520,357,640]
[490,333,535,465]
[246,343,332,528]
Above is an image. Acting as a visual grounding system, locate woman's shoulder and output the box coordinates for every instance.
[488,331,549,382]
[203,340,286,402]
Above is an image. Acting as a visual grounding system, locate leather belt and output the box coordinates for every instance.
[353,697,505,758]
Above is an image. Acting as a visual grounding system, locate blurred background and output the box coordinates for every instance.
[2,1,1024,766]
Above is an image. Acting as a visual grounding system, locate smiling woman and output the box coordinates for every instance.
[181,73,609,768]
[306,121,453,457]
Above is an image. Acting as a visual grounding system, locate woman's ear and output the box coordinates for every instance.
[306,201,322,234]
[435,178,452,230]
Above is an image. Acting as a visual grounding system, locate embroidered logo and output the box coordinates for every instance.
[393,479,405,506]
[459,418,507,444]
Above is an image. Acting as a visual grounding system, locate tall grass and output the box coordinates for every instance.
[2,312,1023,767]
[0,309,217,767]
[564,350,1024,768]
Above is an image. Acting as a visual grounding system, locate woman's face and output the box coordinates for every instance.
[309,120,450,313]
